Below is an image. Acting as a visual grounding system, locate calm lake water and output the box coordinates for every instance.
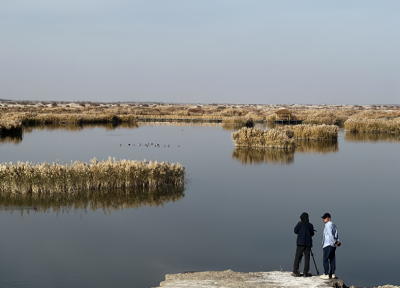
[0,123,399,288]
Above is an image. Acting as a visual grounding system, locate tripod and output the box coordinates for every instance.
[297,249,320,276]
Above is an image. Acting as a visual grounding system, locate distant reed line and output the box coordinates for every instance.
[344,118,400,133]
[2,103,400,134]
[0,157,185,194]
[0,187,184,215]
[232,125,338,149]
[0,112,137,133]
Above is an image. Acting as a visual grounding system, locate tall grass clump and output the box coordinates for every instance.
[290,124,339,140]
[344,118,400,133]
[232,125,338,148]
[222,116,254,127]
[300,110,352,126]
[0,157,185,194]
[232,127,295,149]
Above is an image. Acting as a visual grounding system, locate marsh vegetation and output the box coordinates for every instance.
[232,125,338,149]
[232,140,338,165]
[1,101,400,134]
[0,157,185,194]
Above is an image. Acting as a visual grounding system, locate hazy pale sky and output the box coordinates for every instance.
[1,1,399,104]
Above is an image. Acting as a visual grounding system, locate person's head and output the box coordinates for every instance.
[321,213,331,223]
[300,212,309,223]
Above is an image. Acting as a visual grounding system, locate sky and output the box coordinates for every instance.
[1,0,399,104]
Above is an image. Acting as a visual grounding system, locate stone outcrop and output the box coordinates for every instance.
[156,270,348,288]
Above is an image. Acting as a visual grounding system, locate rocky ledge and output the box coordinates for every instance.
[155,270,348,288]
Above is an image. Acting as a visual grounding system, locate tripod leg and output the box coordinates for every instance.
[310,249,320,275]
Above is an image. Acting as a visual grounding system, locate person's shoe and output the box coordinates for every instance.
[331,274,337,279]
[320,274,330,280]
[303,272,312,277]
[292,272,301,277]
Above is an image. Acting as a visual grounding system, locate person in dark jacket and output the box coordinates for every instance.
[292,212,315,277]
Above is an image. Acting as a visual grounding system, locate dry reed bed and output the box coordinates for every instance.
[222,116,255,127]
[344,118,400,133]
[232,127,295,149]
[0,109,138,133]
[232,125,338,148]
[0,157,185,194]
[0,187,184,215]
[232,141,338,165]
[1,102,399,123]
[1,103,400,132]
[290,124,339,140]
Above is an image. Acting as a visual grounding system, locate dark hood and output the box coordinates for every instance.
[300,212,309,223]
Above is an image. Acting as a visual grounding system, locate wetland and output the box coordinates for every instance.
[0,122,399,288]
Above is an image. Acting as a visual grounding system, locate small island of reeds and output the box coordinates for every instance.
[0,157,185,194]
[232,124,339,149]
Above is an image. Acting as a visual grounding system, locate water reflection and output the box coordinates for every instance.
[232,147,295,165]
[23,122,139,134]
[1,123,139,146]
[0,186,185,215]
[232,141,338,165]
[0,130,23,146]
[296,140,339,154]
[345,132,400,143]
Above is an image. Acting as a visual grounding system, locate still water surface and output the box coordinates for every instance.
[0,123,399,287]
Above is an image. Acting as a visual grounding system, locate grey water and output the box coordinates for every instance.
[0,123,399,288]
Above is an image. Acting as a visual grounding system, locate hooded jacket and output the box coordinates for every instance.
[294,212,314,247]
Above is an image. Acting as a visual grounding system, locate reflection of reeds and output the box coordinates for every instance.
[232,147,294,165]
[345,132,400,143]
[0,186,185,215]
[0,130,23,145]
[0,157,185,194]
[22,122,138,134]
[344,118,400,133]
[295,140,339,154]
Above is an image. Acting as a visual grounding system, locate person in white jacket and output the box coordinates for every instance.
[320,213,340,280]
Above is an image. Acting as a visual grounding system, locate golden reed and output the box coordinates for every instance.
[0,157,185,194]
[232,125,338,149]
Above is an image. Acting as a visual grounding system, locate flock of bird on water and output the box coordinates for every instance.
[119,129,183,148]
[120,143,180,148]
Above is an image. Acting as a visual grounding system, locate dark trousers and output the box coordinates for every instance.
[323,246,336,275]
[293,246,311,273]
